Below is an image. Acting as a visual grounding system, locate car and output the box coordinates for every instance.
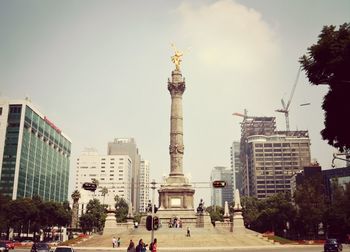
[31,242,50,252]
[54,246,75,252]
[21,240,34,246]
[0,241,14,250]
[0,242,9,252]
[324,238,343,252]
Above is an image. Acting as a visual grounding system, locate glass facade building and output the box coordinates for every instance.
[0,100,71,202]
[210,166,233,207]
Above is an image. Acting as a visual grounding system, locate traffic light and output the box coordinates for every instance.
[153,216,159,230]
[82,182,97,191]
[212,180,227,188]
[146,215,153,231]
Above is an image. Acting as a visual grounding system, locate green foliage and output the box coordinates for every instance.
[323,181,350,240]
[133,212,143,224]
[71,190,81,201]
[242,193,295,236]
[206,205,224,223]
[0,194,72,240]
[294,175,326,238]
[79,198,106,233]
[300,23,350,152]
[100,187,108,205]
[114,195,128,223]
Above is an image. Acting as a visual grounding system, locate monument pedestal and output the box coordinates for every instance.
[103,211,118,233]
[157,175,197,226]
[233,210,246,233]
[196,212,212,228]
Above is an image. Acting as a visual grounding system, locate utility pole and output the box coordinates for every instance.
[151,180,156,244]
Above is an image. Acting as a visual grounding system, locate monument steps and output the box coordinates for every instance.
[75,227,274,247]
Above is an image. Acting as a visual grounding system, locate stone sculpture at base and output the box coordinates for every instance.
[223,201,230,223]
[233,189,246,233]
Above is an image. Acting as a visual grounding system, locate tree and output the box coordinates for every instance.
[79,199,106,233]
[300,23,350,152]
[0,194,11,239]
[323,180,350,240]
[205,205,224,224]
[100,187,108,205]
[71,190,81,228]
[294,175,326,239]
[114,195,128,223]
[241,196,260,229]
[241,194,296,236]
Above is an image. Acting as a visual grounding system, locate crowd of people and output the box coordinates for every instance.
[112,237,158,252]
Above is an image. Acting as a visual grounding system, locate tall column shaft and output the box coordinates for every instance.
[168,70,185,176]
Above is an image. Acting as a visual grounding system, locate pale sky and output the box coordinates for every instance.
[1,0,349,204]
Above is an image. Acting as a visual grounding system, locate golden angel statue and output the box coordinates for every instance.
[171,43,183,71]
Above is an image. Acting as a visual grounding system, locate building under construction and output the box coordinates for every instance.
[239,116,311,199]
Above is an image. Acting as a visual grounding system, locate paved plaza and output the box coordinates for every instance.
[75,227,277,248]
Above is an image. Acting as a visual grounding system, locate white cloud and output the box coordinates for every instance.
[177,0,281,72]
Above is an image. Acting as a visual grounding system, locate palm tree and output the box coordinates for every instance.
[100,187,108,206]
[71,190,81,228]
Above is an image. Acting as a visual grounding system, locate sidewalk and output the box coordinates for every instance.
[73,244,324,251]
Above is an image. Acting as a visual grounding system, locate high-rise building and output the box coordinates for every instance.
[139,159,150,212]
[210,166,233,207]
[245,132,311,199]
[0,99,71,202]
[240,115,311,199]
[107,138,141,212]
[230,141,242,200]
[75,148,132,214]
[240,116,276,197]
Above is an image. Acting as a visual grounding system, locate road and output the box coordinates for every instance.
[12,245,350,252]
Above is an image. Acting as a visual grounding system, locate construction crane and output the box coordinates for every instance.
[275,67,301,131]
[232,109,250,119]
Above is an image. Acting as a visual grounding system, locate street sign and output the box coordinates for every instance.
[82,182,97,191]
[212,180,227,188]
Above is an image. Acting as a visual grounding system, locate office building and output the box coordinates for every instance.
[0,99,71,202]
[75,148,132,214]
[239,115,311,198]
[291,165,350,203]
[210,166,233,206]
[139,159,150,212]
[107,138,141,212]
[290,163,322,196]
[230,141,242,199]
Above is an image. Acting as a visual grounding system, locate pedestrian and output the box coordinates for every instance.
[117,237,121,247]
[127,239,136,252]
[141,240,147,252]
[186,227,191,237]
[136,238,147,252]
[149,238,157,252]
[112,237,116,248]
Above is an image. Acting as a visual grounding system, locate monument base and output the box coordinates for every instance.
[157,175,197,226]
[103,211,118,233]
[232,210,246,233]
[196,212,212,228]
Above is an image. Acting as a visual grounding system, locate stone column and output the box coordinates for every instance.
[168,70,185,177]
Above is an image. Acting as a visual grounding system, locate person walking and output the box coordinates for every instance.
[112,237,116,248]
[136,239,148,252]
[150,238,157,252]
[186,227,191,237]
[127,239,136,252]
[117,237,121,247]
